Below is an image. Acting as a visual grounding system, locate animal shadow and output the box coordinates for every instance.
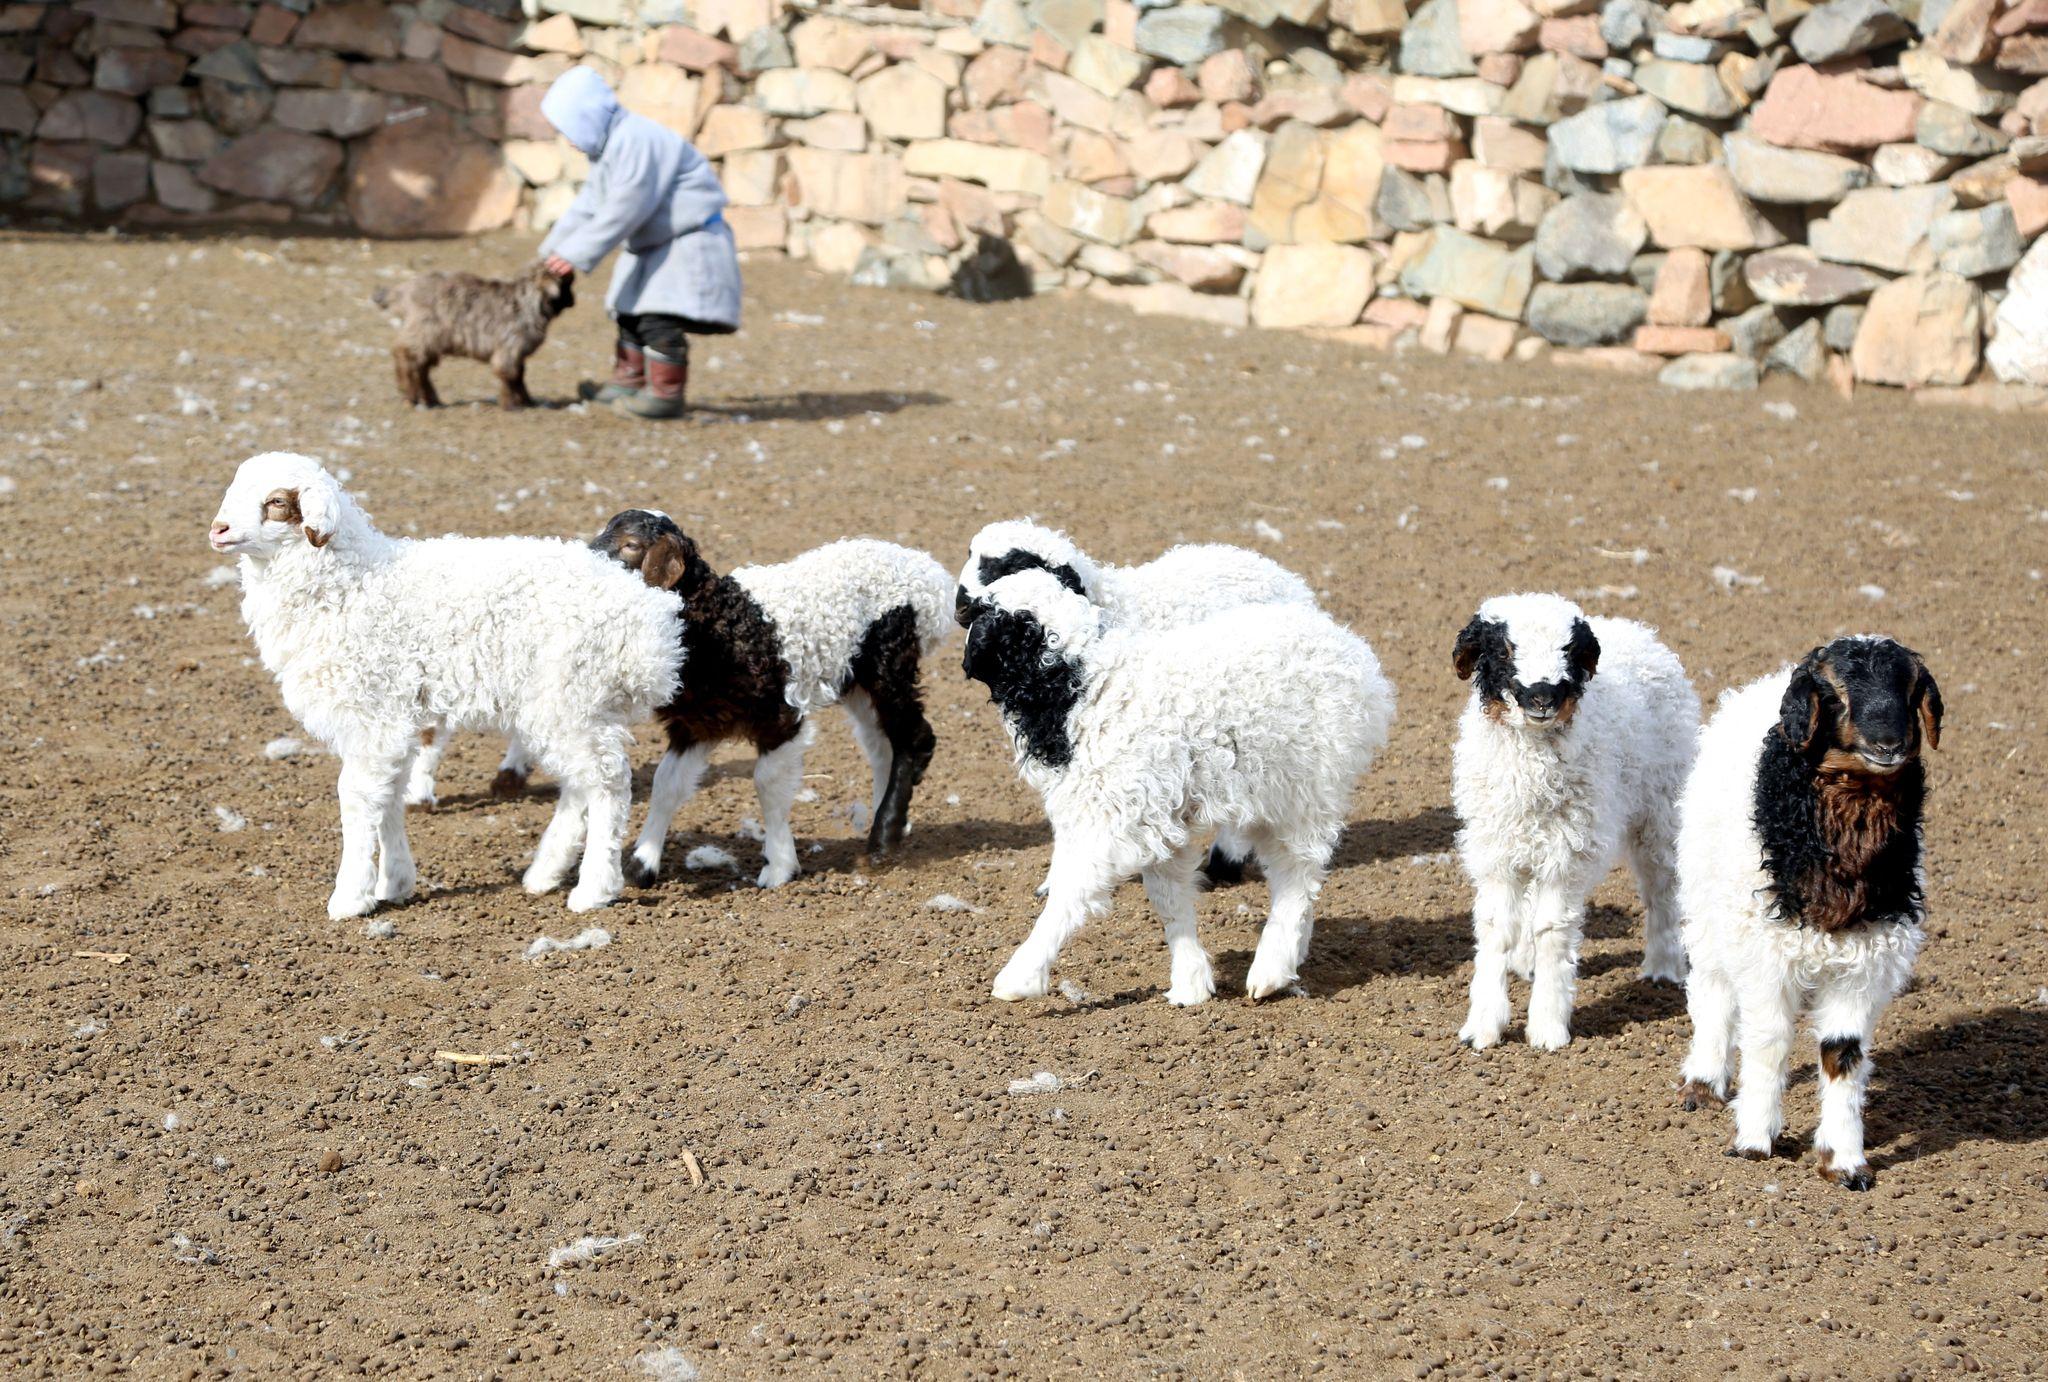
[1329,805,1459,871]
[1300,911,1470,992]
[1867,1006,2048,1168]
[693,390,948,423]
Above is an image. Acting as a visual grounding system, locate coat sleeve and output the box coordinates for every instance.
[539,134,664,273]
[537,174,602,260]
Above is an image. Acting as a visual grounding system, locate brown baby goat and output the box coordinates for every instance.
[371,263,573,410]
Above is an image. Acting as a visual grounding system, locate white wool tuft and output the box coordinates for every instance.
[1475,591,1587,687]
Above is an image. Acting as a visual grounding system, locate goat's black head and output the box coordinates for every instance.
[961,569,1095,767]
[1453,594,1600,731]
[532,260,575,316]
[1777,637,1941,775]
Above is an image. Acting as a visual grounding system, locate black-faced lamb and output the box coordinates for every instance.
[962,568,1396,1005]
[956,518,1319,886]
[1451,594,1699,1051]
[595,510,954,889]
[210,453,681,916]
[1676,637,1942,1190]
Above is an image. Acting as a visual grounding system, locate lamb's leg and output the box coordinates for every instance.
[493,736,533,798]
[331,754,400,919]
[403,722,447,810]
[393,346,426,408]
[1142,840,1213,1006]
[1629,814,1688,984]
[867,687,935,858]
[1811,982,1884,1190]
[1523,882,1585,1051]
[1459,877,1519,1049]
[626,739,709,887]
[523,780,589,896]
[566,734,632,912]
[1202,826,1251,887]
[752,734,807,888]
[993,839,1119,1001]
[840,689,892,832]
[494,351,530,411]
[1728,978,1799,1159]
[375,776,416,905]
[1244,834,1328,1000]
[1678,958,1738,1110]
[415,352,442,409]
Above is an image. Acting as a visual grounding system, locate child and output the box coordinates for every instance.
[538,67,741,419]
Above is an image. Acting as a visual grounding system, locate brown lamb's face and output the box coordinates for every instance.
[1778,638,1943,775]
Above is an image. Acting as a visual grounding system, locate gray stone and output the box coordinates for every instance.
[1398,227,1536,317]
[1629,251,1665,294]
[1745,247,1888,305]
[190,39,266,88]
[1660,352,1760,389]
[1635,59,1743,119]
[1400,0,1478,79]
[1599,0,1661,49]
[1032,0,1104,51]
[1533,191,1649,281]
[1712,249,1754,313]
[1549,94,1666,174]
[1809,184,1956,273]
[1915,101,2009,158]
[1376,166,1442,232]
[1723,131,1869,204]
[1655,115,1721,165]
[1790,0,1909,64]
[1527,281,1649,345]
[149,88,195,118]
[972,0,1033,47]
[1135,5,1244,64]
[1765,317,1830,380]
[1931,201,2023,277]
[1722,303,1794,358]
[739,26,793,72]
[1824,302,1865,350]
[1652,32,1726,61]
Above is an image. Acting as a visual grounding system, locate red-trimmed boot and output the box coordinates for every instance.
[614,346,687,419]
[579,338,645,404]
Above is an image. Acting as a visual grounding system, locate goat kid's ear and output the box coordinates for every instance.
[1567,618,1600,680]
[1777,658,1824,752]
[1451,615,1490,681]
[297,473,341,549]
[638,532,694,592]
[1911,658,1943,751]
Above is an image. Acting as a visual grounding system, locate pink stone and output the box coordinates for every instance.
[441,4,521,49]
[291,0,399,59]
[1458,0,1541,56]
[2008,174,2048,237]
[355,60,464,110]
[1478,53,1522,85]
[92,46,187,95]
[1199,49,1259,105]
[963,46,1028,108]
[76,0,176,30]
[1341,72,1393,122]
[248,4,295,45]
[656,26,739,72]
[184,4,253,30]
[346,111,518,235]
[1384,102,1459,141]
[1632,324,1730,355]
[1539,15,1606,60]
[1144,65,1200,109]
[1750,64,1923,152]
[1384,138,1465,174]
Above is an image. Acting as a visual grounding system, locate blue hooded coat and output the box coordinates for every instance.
[536,67,741,331]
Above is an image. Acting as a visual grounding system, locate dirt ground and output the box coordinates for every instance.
[0,226,2044,1381]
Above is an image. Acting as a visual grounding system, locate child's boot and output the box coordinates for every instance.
[580,337,645,403]
[614,347,687,419]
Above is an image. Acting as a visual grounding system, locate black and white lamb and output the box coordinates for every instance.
[1676,637,1942,1190]
[956,518,1318,885]
[597,511,955,889]
[210,453,682,916]
[1451,594,1699,1052]
[962,568,1396,1005]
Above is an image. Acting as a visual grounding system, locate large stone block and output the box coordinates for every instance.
[756,67,857,118]
[1527,281,1648,345]
[1533,191,1646,280]
[1750,64,1923,152]
[1043,177,1140,243]
[345,110,518,234]
[903,139,1052,195]
[1548,93,1664,173]
[1809,184,1957,272]
[1851,271,1983,386]
[1620,165,1785,251]
[1722,131,1868,204]
[1183,128,1268,204]
[37,92,143,147]
[1743,246,1887,305]
[857,63,947,142]
[200,125,343,207]
[1399,226,1536,316]
[1252,242,1376,328]
[291,0,400,58]
[788,148,905,225]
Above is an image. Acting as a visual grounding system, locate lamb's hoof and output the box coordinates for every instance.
[1243,956,1298,1002]
[1525,1019,1573,1052]
[403,793,436,814]
[491,768,529,800]
[327,888,378,921]
[1032,882,1050,900]
[522,865,568,896]
[1678,1080,1727,1112]
[623,853,660,889]
[375,873,416,906]
[1457,1020,1505,1050]
[1725,1142,1775,1161]
[755,861,798,889]
[991,957,1050,1002]
[1640,963,1687,986]
[1164,963,1216,1007]
[565,883,617,913]
[1816,1154,1875,1191]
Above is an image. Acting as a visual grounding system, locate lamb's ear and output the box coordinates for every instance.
[1911,657,1943,751]
[1567,618,1600,680]
[297,472,341,549]
[1451,615,1491,681]
[1777,655,1825,752]
[639,532,696,592]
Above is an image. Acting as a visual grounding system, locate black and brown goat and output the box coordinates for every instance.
[372,262,573,410]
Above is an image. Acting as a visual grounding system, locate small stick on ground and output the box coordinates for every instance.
[435,1049,515,1066]
[680,1150,705,1187]
[72,950,129,965]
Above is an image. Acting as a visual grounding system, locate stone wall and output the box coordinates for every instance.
[9,0,2048,393]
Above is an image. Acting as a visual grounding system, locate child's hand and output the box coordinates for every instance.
[544,255,576,278]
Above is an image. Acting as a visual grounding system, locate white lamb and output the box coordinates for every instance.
[962,568,1396,1005]
[1450,593,1699,1052]
[956,518,1318,885]
[1676,637,1942,1189]
[210,453,682,917]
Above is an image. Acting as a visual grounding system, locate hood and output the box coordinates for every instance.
[541,66,621,157]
